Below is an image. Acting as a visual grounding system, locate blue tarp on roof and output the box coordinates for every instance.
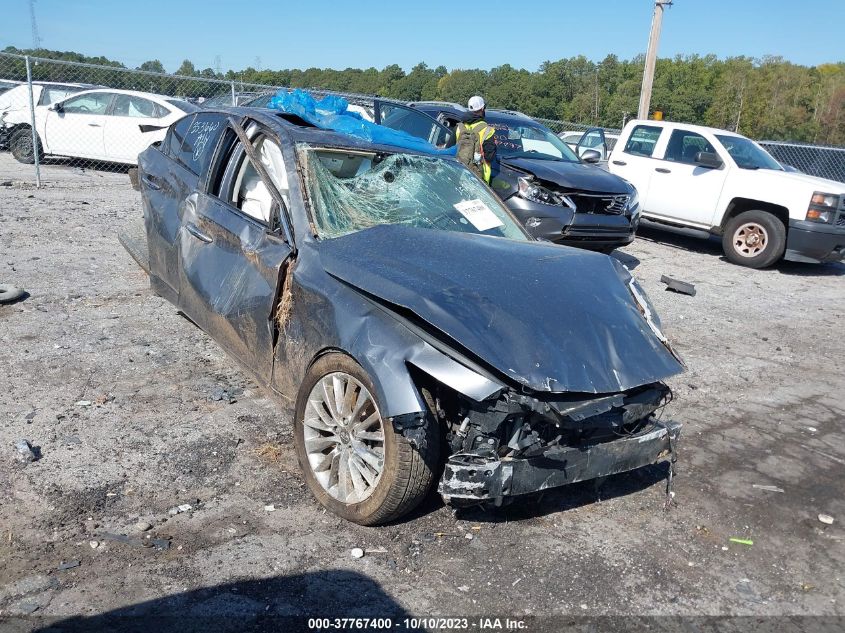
[267,89,455,156]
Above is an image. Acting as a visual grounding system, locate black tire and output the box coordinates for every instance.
[0,284,26,304]
[722,210,786,269]
[10,127,43,164]
[293,353,440,525]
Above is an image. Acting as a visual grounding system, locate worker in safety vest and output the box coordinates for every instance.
[455,95,497,184]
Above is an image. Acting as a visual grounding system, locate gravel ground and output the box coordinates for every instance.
[1,154,844,629]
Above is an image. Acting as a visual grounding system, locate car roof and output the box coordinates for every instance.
[3,81,94,93]
[628,118,745,139]
[410,101,538,124]
[62,88,181,102]
[211,106,447,156]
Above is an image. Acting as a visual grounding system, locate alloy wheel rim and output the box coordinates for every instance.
[732,222,768,258]
[303,372,385,504]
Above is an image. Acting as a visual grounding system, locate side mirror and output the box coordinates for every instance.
[581,149,602,164]
[695,151,722,169]
[49,102,63,113]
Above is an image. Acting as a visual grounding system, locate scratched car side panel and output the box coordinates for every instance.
[270,255,438,417]
[138,136,198,302]
[177,191,292,381]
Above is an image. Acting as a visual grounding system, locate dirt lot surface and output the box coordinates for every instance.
[1,154,844,629]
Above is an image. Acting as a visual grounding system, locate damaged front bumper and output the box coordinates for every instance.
[506,196,637,250]
[439,419,680,501]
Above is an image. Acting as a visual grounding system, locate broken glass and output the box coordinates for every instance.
[300,146,527,241]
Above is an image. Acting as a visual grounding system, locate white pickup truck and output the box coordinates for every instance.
[595,119,845,268]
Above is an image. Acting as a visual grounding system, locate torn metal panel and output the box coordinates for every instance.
[405,343,503,402]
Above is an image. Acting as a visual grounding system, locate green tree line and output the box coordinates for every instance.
[3,46,844,145]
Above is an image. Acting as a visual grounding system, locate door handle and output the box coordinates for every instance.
[87,123,102,127]
[141,174,161,190]
[612,160,627,166]
[655,167,671,173]
[185,222,213,243]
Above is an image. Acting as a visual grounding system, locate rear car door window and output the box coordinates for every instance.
[177,113,227,177]
[112,94,158,118]
[663,129,716,164]
[163,114,194,161]
[60,92,113,115]
[623,125,663,157]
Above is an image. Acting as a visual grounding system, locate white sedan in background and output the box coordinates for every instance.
[7,88,198,165]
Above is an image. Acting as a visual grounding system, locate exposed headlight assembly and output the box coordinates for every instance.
[518,176,573,208]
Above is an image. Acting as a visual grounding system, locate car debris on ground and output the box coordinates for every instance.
[660,275,697,296]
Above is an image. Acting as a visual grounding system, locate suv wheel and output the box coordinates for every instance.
[722,210,786,269]
[293,353,439,525]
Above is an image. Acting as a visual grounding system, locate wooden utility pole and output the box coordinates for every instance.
[637,0,672,120]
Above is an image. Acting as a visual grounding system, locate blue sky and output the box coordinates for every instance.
[2,0,842,72]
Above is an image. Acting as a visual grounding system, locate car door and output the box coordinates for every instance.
[373,100,454,148]
[138,113,199,300]
[608,124,665,208]
[642,128,729,228]
[177,119,294,379]
[104,94,171,163]
[43,91,113,159]
[576,128,608,161]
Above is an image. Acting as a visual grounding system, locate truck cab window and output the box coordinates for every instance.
[623,125,663,157]
[664,130,716,164]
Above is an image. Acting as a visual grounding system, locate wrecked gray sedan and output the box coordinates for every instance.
[125,107,683,525]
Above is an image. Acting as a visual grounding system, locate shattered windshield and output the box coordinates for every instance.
[301,146,528,241]
[716,134,782,171]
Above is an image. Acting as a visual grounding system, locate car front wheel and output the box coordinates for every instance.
[10,127,43,164]
[722,210,786,268]
[293,353,439,525]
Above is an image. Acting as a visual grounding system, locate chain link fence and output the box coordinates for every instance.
[1,51,844,186]
[757,140,845,184]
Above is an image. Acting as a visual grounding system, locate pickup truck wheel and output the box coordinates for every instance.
[722,210,786,268]
[10,127,43,164]
[293,353,440,525]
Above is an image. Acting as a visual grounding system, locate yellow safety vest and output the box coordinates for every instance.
[456,120,495,183]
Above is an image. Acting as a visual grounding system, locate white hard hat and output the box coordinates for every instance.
[467,95,485,111]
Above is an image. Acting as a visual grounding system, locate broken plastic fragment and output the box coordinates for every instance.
[660,275,696,296]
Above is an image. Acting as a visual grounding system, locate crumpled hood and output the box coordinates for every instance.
[317,225,683,394]
[503,157,630,194]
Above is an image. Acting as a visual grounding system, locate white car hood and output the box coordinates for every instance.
[746,168,845,194]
